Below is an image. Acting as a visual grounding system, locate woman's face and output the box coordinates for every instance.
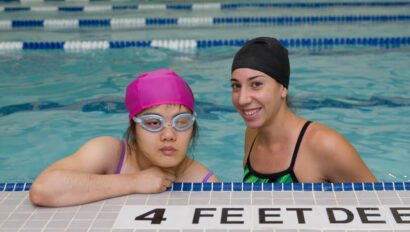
[231,68,287,128]
[134,104,194,168]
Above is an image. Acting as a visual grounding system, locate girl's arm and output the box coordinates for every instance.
[29,136,175,207]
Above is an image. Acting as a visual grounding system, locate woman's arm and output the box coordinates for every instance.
[29,136,175,207]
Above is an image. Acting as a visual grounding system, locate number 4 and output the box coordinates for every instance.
[135,208,167,224]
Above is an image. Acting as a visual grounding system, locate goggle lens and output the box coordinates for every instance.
[133,113,196,132]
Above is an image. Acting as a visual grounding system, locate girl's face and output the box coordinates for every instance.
[134,104,194,168]
[231,68,288,128]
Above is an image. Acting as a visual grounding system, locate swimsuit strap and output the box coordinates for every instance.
[202,171,213,183]
[116,140,126,174]
[246,135,258,165]
[245,121,312,178]
[289,121,312,170]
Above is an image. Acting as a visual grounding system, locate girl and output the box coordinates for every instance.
[230,37,377,183]
[30,69,219,207]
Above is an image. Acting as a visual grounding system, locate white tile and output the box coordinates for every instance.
[190,192,211,199]
[170,192,191,198]
[334,191,356,199]
[231,198,251,205]
[252,192,272,198]
[313,192,335,199]
[294,198,315,205]
[293,192,314,199]
[150,192,171,199]
[272,198,294,205]
[252,198,273,205]
[211,192,231,198]
[231,192,251,198]
[355,191,378,198]
[146,198,167,205]
[168,198,188,205]
[358,198,380,205]
[336,198,358,205]
[272,192,293,199]
[397,191,410,198]
[22,219,48,228]
[315,198,337,205]
[67,220,92,228]
[189,198,210,205]
[126,198,146,205]
[45,220,70,228]
[30,212,54,220]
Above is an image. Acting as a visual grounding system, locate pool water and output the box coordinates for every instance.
[0,0,409,183]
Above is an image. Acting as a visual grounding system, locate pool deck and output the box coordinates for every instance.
[1,182,409,231]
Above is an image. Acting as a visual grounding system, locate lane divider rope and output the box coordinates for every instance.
[0,15,409,29]
[0,37,408,50]
[1,1,410,12]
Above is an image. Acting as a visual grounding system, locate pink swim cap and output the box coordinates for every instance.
[125,69,195,120]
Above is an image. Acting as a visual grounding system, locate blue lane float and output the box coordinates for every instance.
[1,15,409,29]
[2,1,410,12]
[0,37,409,50]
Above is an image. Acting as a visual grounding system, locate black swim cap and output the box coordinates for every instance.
[231,37,290,88]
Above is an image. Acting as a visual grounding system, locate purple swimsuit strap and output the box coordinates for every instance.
[116,140,126,174]
[202,171,213,183]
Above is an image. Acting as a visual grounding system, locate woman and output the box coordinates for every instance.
[30,69,219,207]
[230,37,377,183]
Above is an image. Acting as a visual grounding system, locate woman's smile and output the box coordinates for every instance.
[242,107,261,120]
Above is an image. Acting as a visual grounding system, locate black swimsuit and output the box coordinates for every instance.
[243,121,312,183]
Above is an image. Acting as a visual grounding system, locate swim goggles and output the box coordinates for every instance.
[132,112,196,132]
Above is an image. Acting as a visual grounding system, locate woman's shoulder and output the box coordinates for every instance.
[181,159,219,182]
[82,136,123,154]
[303,121,359,166]
[76,136,124,172]
[305,122,350,151]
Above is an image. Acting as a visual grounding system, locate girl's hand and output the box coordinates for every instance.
[133,167,176,193]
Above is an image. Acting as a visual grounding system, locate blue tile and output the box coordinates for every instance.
[203,183,212,191]
[373,182,383,191]
[24,183,31,191]
[223,182,232,191]
[313,183,322,191]
[333,183,343,191]
[364,182,374,191]
[383,182,393,190]
[5,183,15,191]
[172,183,182,191]
[323,183,333,191]
[0,183,4,191]
[166,187,172,191]
[252,183,262,191]
[212,182,222,191]
[303,183,312,191]
[182,183,192,191]
[354,183,363,191]
[15,183,24,191]
[343,183,353,191]
[283,183,292,191]
[293,183,302,191]
[233,183,242,191]
[193,183,202,191]
[263,183,272,191]
[243,183,252,191]
[394,182,404,191]
[405,182,410,190]
[273,183,283,191]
